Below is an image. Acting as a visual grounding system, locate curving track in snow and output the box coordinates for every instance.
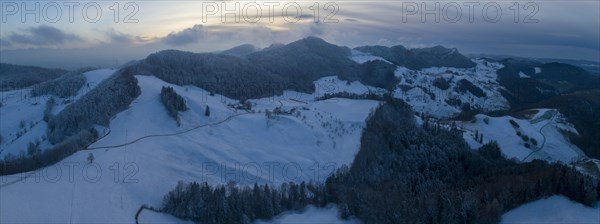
[87,112,251,150]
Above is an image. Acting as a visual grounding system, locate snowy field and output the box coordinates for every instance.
[256,204,361,224]
[501,196,600,224]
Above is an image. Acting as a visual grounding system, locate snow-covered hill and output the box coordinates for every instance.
[460,109,585,163]
[351,50,510,118]
[0,69,114,157]
[0,73,379,223]
[501,196,600,224]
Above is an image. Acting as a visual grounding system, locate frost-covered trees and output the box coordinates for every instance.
[161,181,326,224]
[0,128,98,175]
[47,69,140,144]
[31,67,93,97]
[456,79,486,98]
[358,60,398,90]
[160,86,188,125]
[128,50,286,100]
[0,63,65,90]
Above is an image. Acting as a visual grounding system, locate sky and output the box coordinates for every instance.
[0,0,599,69]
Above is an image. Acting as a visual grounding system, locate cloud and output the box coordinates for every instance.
[0,38,11,47]
[163,24,206,46]
[109,31,136,44]
[106,30,155,45]
[308,22,324,36]
[8,25,82,46]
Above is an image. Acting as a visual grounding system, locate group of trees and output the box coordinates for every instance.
[161,181,327,224]
[160,97,600,224]
[315,92,386,101]
[357,60,398,90]
[432,77,450,90]
[160,86,188,125]
[456,79,486,98]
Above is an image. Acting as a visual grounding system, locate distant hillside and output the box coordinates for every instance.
[534,62,600,91]
[126,50,286,100]
[247,36,361,92]
[355,45,476,69]
[124,37,399,99]
[219,44,258,57]
[496,59,600,108]
[0,63,66,90]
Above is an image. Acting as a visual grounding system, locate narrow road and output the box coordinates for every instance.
[523,111,556,161]
[86,112,250,150]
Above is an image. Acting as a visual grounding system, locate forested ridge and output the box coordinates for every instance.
[0,63,66,91]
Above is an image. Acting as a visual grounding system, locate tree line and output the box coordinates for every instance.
[161,181,328,224]
[30,67,94,98]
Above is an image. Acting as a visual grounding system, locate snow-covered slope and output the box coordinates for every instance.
[393,59,509,118]
[0,69,114,157]
[256,204,361,224]
[349,49,392,64]
[351,51,509,118]
[501,195,600,224]
[138,210,192,224]
[460,109,585,163]
[0,75,379,223]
